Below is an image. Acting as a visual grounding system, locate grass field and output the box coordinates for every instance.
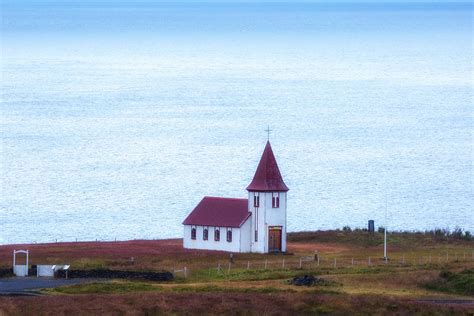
[0,230,473,315]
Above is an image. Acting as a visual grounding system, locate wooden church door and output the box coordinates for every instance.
[268,227,282,252]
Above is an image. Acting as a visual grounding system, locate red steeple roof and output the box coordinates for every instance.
[246,141,289,192]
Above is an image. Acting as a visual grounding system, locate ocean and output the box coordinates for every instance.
[1,1,472,244]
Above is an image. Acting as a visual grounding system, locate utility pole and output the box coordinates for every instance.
[384,195,388,260]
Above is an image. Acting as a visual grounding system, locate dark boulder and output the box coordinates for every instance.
[289,275,328,286]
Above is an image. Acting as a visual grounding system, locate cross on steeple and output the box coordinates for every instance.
[265,125,272,141]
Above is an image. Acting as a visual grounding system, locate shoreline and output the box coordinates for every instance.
[1,227,472,247]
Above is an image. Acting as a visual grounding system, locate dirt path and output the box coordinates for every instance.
[0,277,101,295]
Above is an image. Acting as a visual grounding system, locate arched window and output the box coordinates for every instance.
[214,228,220,241]
[272,193,280,208]
[226,229,232,242]
[203,228,208,240]
[253,193,260,207]
[191,227,196,240]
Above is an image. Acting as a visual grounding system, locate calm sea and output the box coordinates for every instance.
[1,1,472,244]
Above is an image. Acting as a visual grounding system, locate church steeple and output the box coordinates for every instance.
[246,141,289,192]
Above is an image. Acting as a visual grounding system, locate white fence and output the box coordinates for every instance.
[13,265,28,277]
[13,249,29,277]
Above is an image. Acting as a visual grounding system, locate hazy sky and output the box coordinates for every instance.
[3,0,471,3]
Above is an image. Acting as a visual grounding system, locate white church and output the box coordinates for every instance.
[183,140,289,253]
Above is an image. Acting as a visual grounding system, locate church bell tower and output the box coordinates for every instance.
[246,141,289,253]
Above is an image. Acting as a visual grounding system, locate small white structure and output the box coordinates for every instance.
[35,265,70,277]
[37,265,55,277]
[13,249,29,277]
[183,141,289,253]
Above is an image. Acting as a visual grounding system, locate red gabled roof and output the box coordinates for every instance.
[182,197,251,228]
[246,141,289,192]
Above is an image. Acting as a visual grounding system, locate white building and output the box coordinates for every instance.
[183,141,289,253]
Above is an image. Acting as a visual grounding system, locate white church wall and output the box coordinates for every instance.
[249,192,287,253]
[249,192,267,253]
[239,217,252,252]
[264,192,287,252]
[183,225,243,252]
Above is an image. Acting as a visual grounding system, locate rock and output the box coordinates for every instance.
[289,275,328,286]
[290,275,315,286]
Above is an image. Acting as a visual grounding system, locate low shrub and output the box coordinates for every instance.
[55,268,173,281]
[48,281,158,294]
[342,226,352,232]
[425,227,474,241]
[0,268,13,278]
[423,269,474,295]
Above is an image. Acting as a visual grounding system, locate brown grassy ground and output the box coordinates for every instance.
[2,231,470,271]
[1,291,472,316]
[1,230,473,315]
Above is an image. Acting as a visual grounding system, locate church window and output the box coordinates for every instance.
[254,207,258,241]
[191,226,196,240]
[253,193,260,207]
[214,228,220,241]
[226,228,232,242]
[272,193,280,208]
[203,227,208,240]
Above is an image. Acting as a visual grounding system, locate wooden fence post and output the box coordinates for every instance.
[184,267,187,278]
[351,258,354,266]
[299,258,302,269]
[247,261,250,270]
[282,259,285,268]
[368,256,371,266]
